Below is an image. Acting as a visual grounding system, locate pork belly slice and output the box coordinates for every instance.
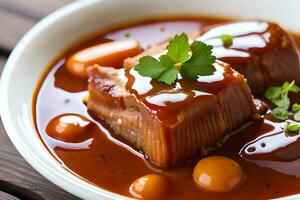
[199,21,300,95]
[87,61,257,168]
[124,21,300,95]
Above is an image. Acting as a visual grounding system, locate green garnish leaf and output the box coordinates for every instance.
[166,33,190,63]
[286,124,300,132]
[292,103,300,112]
[294,112,300,121]
[221,34,233,47]
[282,81,300,95]
[134,33,216,84]
[180,41,216,78]
[264,86,282,100]
[288,82,300,93]
[292,103,300,121]
[82,95,89,105]
[284,122,300,136]
[265,81,300,120]
[272,96,290,109]
[134,55,178,84]
[264,81,298,109]
[157,55,178,84]
[134,56,166,79]
[272,107,289,120]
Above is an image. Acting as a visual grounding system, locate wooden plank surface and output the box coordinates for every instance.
[0,8,36,52]
[0,0,73,52]
[0,119,79,200]
[0,0,74,19]
[0,0,82,199]
[0,191,19,200]
[0,56,5,74]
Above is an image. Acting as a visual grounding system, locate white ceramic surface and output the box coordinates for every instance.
[1,0,300,199]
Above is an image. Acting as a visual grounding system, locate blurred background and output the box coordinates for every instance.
[0,1,80,199]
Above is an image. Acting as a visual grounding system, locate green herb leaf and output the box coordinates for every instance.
[221,34,233,47]
[272,96,290,109]
[287,82,300,93]
[294,111,300,121]
[272,107,289,120]
[282,81,298,94]
[180,41,216,78]
[167,33,190,63]
[285,123,300,132]
[292,104,300,121]
[264,86,282,100]
[157,55,178,84]
[134,33,216,84]
[292,103,300,113]
[265,81,300,110]
[285,123,300,136]
[134,56,166,78]
[134,55,178,84]
[82,95,89,105]
[265,81,300,120]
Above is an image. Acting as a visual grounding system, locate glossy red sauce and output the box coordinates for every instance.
[198,21,274,61]
[34,17,300,199]
[125,61,241,125]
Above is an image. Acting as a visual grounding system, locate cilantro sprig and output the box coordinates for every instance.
[134,33,216,85]
[292,103,300,121]
[272,107,289,120]
[284,122,300,136]
[264,81,300,120]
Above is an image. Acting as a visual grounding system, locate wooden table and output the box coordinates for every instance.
[0,1,80,199]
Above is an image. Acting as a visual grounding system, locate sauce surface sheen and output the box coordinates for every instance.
[125,62,238,125]
[34,17,300,199]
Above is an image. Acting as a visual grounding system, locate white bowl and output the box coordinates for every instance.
[1,0,300,199]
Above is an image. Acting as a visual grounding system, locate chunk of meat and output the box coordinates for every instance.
[199,21,300,95]
[87,61,257,168]
[124,21,300,95]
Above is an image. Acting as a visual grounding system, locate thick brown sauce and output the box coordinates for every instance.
[35,17,300,199]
